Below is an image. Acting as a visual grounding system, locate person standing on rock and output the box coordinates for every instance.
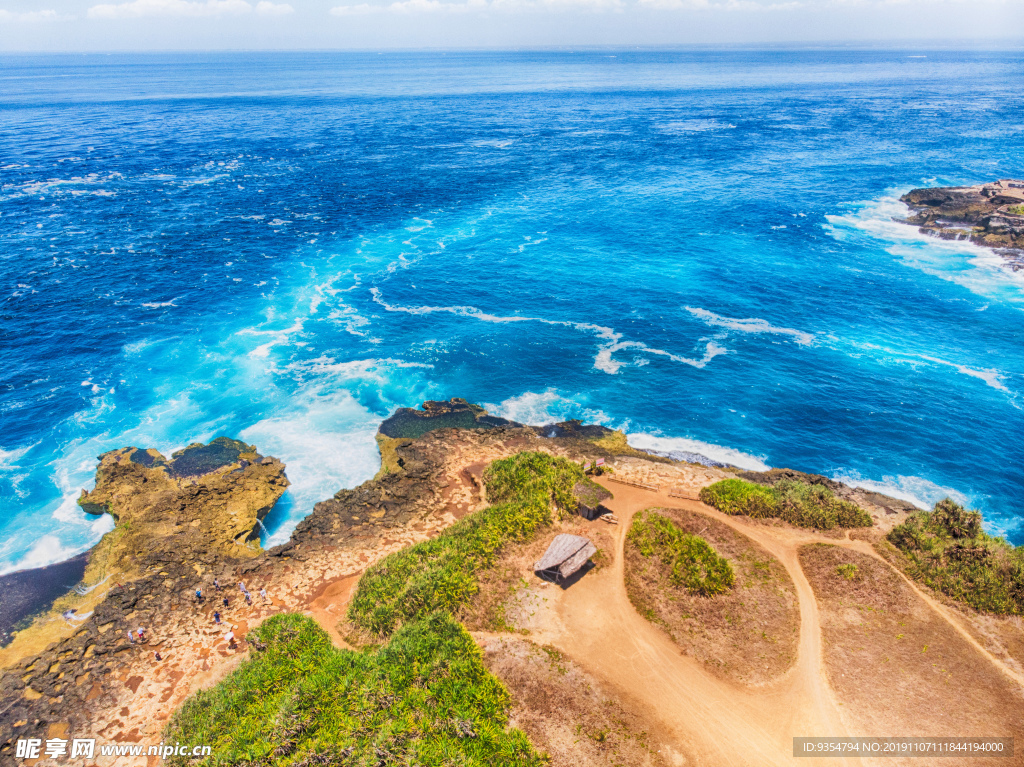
[223,595,229,608]
[195,587,203,602]
[260,587,268,604]
[214,578,220,591]
[238,581,245,594]
[214,611,221,624]
[137,628,145,642]
[154,651,162,662]
[127,630,134,644]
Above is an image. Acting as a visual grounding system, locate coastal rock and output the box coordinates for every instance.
[77,437,289,580]
[900,180,1024,265]
[378,397,522,439]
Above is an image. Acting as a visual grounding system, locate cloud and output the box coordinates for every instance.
[0,8,65,21]
[330,0,619,13]
[638,0,800,8]
[87,0,292,19]
[256,1,294,13]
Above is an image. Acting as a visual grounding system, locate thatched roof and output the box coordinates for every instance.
[534,534,597,579]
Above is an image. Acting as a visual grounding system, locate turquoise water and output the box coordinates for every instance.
[1,50,1022,574]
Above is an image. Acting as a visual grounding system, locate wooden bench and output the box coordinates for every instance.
[667,489,700,501]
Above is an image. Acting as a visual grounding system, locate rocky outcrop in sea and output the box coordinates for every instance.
[900,180,1024,268]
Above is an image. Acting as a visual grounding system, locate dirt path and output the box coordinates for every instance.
[532,479,1024,767]
[530,480,861,767]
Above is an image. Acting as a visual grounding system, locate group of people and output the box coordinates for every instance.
[145,577,274,666]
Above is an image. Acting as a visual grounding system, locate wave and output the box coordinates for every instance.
[626,433,770,472]
[823,192,1024,310]
[829,470,968,512]
[685,306,814,345]
[370,289,726,375]
[484,389,610,427]
[915,354,1010,393]
[0,444,33,469]
[847,340,1015,396]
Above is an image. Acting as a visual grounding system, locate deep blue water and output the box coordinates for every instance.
[2,50,1023,573]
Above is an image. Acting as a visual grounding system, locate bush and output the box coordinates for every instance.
[627,511,734,596]
[699,478,872,529]
[698,478,776,518]
[164,613,544,766]
[349,451,584,638]
[888,498,1024,615]
[836,563,859,581]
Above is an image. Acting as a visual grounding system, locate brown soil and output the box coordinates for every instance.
[799,544,1024,766]
[460,517,617,635]
[478,634,674,767]
[623,506,799,685]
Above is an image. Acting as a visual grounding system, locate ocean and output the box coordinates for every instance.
[1,49,1022,575]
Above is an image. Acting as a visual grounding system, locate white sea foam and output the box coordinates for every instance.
[830,470,969,512]
[484,389,610,427]
[627,433,770,472]
[915,354,1010,393]
[847,339,1015,396]
[685,306,814,345]
[240,389,383,547]
[371,289,727,375]
[9,535,82,572]
[823,193,1024,309]
[141,298,178,308]
[0,444,32,469]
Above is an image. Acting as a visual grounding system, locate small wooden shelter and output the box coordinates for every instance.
[534,534,597,581]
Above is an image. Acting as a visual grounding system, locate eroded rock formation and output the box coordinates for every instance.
[900,180,1024,264]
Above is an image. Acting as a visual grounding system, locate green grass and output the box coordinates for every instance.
[888,498,1024,615]
[836,563,860,581]
[1009,204,1024,216]
[164,613,545,767]
[348,452,585,638]
[699,478,872,529]
[627,511,735,597]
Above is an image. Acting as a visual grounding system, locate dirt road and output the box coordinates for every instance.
[530,480,861,766]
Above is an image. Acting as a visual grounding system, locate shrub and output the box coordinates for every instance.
[699,478,872,529]
[698,478,776,518]
[164,613,544,766]
[888,498,1024,615]
[836,563,859,580]
[349,451,584,637]
[627,511,734,596]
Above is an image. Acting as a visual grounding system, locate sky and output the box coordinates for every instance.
[0,0,1021,52]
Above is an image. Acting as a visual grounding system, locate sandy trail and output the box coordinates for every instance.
[531,479,1024,767]
[532,480,862,766]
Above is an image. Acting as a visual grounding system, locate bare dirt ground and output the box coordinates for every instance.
[799,544,1024,767]
[476,633,672,767]
[623,505,799,685]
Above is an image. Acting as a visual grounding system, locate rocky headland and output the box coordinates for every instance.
[900,179,1024,268]
[1,399,1021,766]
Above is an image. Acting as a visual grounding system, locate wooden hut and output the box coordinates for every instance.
[534,534,597,581]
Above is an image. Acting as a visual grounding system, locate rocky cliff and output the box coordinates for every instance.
[900,181,1024,264]
[77,437,288,582]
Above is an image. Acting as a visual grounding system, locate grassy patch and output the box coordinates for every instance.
[627,510,734,597]
[164,613,544,767]
[836,563,860,581]
[700,478,872,529]
[888,498,1024,615]
[348,452,585,638]
[1009,204,1024,216]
